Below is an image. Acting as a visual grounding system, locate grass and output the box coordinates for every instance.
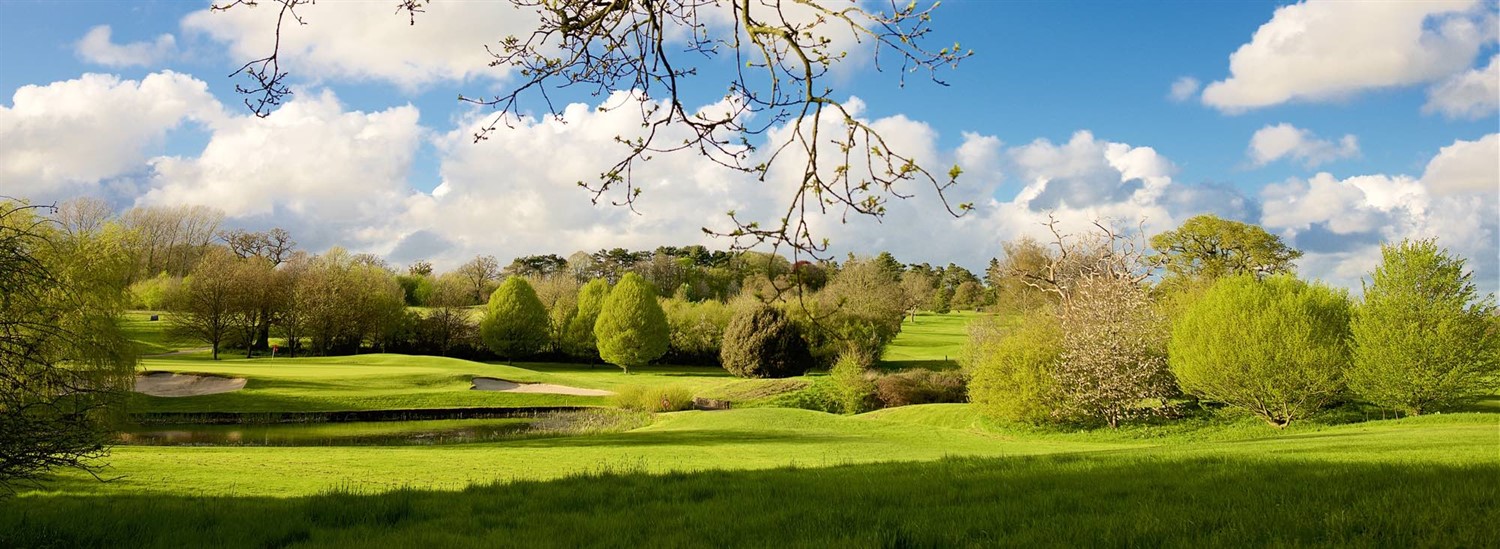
[880,311,980,370]
[119,311,202,355]
[3,408,1496,547]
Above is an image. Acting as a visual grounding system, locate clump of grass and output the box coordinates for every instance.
[527,409,650,435]
[612,385,695,412]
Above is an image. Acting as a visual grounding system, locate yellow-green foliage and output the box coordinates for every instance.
[612,385,694,412]
[830,349,877,414]
[594,273,669,372]
[1348,239,1499,415]
[967,312,1063,424]
[562,279,610,361]
[1169,274,1350,428]
[478,277,549,360]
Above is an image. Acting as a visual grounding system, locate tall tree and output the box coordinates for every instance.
[594,273,669,373]
[1149,215,1301,285]
[169,247,241,360]
[455,255,502,305]
[1,202,137,488]
[479,277,550,362]
[564,279,612,363]
[1347,239,1499,415]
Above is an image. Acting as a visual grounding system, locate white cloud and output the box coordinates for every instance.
[140,90,423,250]
[1202,0,1493,112]
[1168,77,1200,102]
[1258,133,1498,291]
[75,25,176,68]
[1421,133,1499,196]
[182,2,536,90]
[1247,123,1359,168]
[0,71,222,199]
[1424,54,1500,119]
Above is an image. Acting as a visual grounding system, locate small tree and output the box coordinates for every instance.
[594,273,669,373]
[168,247,240,360]
[479,277,550,362]
[966,311,1064,424]
[950,280,984,311]
[1347,239,1499,415]
[830,348,877,414]
[1170,275,1350,428]
[1054,276,1172,428]
[563,279,611,363]
[720,303,814,378]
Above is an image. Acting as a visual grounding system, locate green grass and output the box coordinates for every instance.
[880,311,980,369]
[4,408,1496,547]
[131,354,809,413]
[119,311,203,355]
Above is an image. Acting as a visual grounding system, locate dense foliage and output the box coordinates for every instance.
[594,273,670,373]
[478,277,550,361]
[1347,239,1499,415]
[1169,275,1351,428]
[720,304,814,379]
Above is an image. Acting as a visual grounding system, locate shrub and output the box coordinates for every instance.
[1053,276,1173,428]
[830,348,877,414]
[478,277,550,361]
[874,369,967,408]
[720,303,814,378]
[594,273,670,373]
[612,385,694,413]
[662,297,732,365]
[1347,239,1500,415]
[128,272,181,310]
[966,311,1064,424]
[1169,274,1351,428]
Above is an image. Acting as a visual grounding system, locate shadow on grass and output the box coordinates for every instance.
[4,453,1494,548]
[875,359,960,372]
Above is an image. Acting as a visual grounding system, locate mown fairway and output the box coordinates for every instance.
[3,311,1497,547]
[880,311,979,369]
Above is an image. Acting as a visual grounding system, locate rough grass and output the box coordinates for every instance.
[4,409,1496,548]
[880,311,979,370]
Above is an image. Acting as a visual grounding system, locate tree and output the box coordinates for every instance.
[988,236,1055,313]
[416,274,478,357]
[802,256,907,361]
[1150,214,1301,285]
[594,273,669,373]
[455,255,501,305]
[479,277,550,361]
[1170,275,1350,428]
[1,202,136,487]
[504,254,568,278]
[830,348,877,414]
[213,0,972,257]
[169,247,241,360]
[1053,276,1172,428]
[720,303,814,379]
[1347,239,1499,415]
[950,280,984,311]
[966,311,1064,424]
[120,204,223,280]
[563,279,612,362]
[899,269,936,320]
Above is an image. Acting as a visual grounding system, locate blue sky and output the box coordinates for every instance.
[1,0,1496,291]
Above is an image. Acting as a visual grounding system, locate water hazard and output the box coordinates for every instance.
[117,418,535,446]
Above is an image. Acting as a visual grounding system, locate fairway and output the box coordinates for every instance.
[880,311,978,369]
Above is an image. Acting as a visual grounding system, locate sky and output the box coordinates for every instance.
[1,0,1496,293]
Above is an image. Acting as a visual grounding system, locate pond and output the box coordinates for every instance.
[116,418,535,447]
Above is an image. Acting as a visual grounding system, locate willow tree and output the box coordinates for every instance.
[1,202,137,489]
[212,0,973,256]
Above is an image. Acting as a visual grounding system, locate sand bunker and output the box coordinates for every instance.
[134,371,247,397]
[471,377,613,396]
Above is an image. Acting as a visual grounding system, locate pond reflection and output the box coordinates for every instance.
[117,418,535,447]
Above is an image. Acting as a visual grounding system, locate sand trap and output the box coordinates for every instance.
[471,377,613,396]
[134,371,247,397]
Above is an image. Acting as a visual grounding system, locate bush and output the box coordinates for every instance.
[612,385,694,413]
[1053,276,1173,428]
[594,273,670,373]
[1347,239,1499,415]
[830,349,877,414]
[966,311,1064,424]
[478,277,549,361]
[720,303,814,378]
[1169,274,1350,428]
[662,297,732,365]
[874,369,967,408]
[128,272,181,310]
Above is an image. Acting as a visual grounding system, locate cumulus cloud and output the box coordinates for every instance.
[0,71,222,199]
[1202,0,1493,112]
[181,2,536,90]
[140,90,423,251]
[75,25,176,68]
[1424,54,1500,120]
[1168,77,1200,102]
[1258,133,1498,291]
[1247,123,1359,168]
